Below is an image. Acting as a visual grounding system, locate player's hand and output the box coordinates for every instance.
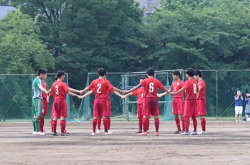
[78,96,84,99]
[124,91,130,94]
[79,90,84,95]
[121,95,126,99]
[157,93,162,98]
[170,92,175,96]
[46,97,49,103]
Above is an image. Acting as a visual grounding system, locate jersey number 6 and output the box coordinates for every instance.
[149,83,154,92]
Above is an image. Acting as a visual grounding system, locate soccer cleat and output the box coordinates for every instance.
[108,130,113,134]
[33,131,37,135]
[96,129,101,134]
[91,132,96,136]
[182,132,189,135]
[37,131,46,136]
[136,130,142,133]
[179,130,185,134]
[155,132,159,136]
[60,133,69,136]
[190,132,197,135]
[64,130,69,134]
[104,132,112,135]
[139,132,147,136]
[198,131,207,135]
[173,130,180,134]
[53,132,58,136]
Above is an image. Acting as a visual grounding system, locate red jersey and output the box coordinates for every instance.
[140,78,164,98]
[170,80,184,98]
[197,79,206,100]
[183,78,198,100]
[132,88,144,104]
[42,80,47,99]
[51,81,70,100]
[89,78,113,99]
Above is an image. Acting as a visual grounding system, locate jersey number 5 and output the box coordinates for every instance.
[97,83,101,93]
[149,83,154,92]
[55,85,59,95]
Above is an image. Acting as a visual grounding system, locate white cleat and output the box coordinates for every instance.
[33,131,37,135]
[37,131,46,136]
[108,130,113,134]
[105,132,112,135]
[197,131,207,135]
[96,129,101,134]
[91,132,96,136]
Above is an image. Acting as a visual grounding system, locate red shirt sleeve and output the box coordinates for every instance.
[184,81,189,90]
[132,89,138,96]
[63,83,70,93]
[140,79,146,87]
[170,84,173,90]
[110,89,114,93]
[88,81,95,90]
[107,81,114,91]
[157,80,164,90]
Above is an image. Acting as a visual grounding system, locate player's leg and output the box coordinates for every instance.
[36,99,44,135]
[62,100,69,134]
[32,98,38,134]
[172,98,181,133]
[140,98,150,135]
[180,114,185,133]
[182,100,190,135]
[137,104,143,133]
[174,114,181,134]
[150,98,160,136]
[92,99,100,135]
[96,117,101,133]
[235,107,238,121]
[39,99,47,134]
[154,116,160,136]
[198,99,207,135]
[60,117,67,136]
[191,100,197,135]
[52,100,60,136]
[239,107,242,121]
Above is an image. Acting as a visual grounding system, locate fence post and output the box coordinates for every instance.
[216,71,218,118]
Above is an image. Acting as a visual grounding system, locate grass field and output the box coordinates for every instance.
[0,120,250,165]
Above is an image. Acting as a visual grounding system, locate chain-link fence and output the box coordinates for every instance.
[0,73,77,121]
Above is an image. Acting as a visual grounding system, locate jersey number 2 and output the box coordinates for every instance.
[97,83,101,93]
[149,83,154,92]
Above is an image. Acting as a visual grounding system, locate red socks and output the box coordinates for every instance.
[181,117,185,131]
[97,118,101,130]
[142,118,147,132]
[60,120,66,133]
[147,118,149,130]
[175,118,181,131]
[108,117,111,130]
[52,120,57,133]
[201,118,206,131]
[92,119,97,133]
[185,117,190,133]
[155,118,159,132]
[51,119,53,132]
[192,117,197,132]
[39,116,44,132]
[103,118,109,133]
[139,119,142,131]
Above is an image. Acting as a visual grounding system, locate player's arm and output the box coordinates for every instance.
[46,89,52,95]
[235,95,239,100]
[68,88,81,94]
[124,85,141,94]
[162,87,171,95]
[79,87,90,95]
[111,87,128,94]
[122,92,134,99]
[68,91,80,97]
[172,87,185,96]
[113,91,124,99]
[78,90,93,99]
[158,89,172,98]
[38,85,47,93]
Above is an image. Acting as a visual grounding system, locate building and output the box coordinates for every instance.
[0,0,15,19]
[135,0,160,17]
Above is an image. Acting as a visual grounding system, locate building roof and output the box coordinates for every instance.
[0,6,16,19]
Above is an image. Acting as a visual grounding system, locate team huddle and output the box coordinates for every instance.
[32,68,206,136]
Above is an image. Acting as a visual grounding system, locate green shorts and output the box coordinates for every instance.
[32,98,43,117]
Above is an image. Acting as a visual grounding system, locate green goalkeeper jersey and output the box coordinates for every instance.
[32,77,42,99]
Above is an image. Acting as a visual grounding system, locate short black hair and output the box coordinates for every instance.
[54,76,58,81]
[98,68,106,76]
[37,69,47,76]
[139,76,146,80]
[185,68,194,77]
[56,70,65,78]
[146,68,154,76]
[194,70,202,77]
[172,70,180,76]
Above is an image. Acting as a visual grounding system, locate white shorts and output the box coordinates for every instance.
[235,106,243,115]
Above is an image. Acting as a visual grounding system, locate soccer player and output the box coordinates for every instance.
[125,68,171,136]
[194,70,207,135]
[78,68,126,135]
[47,70,81,136]
[39,77,49,134]
[124,76,146,133]
[32,69,48,135]
[158,70,185,134]
[172,68,198,135]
